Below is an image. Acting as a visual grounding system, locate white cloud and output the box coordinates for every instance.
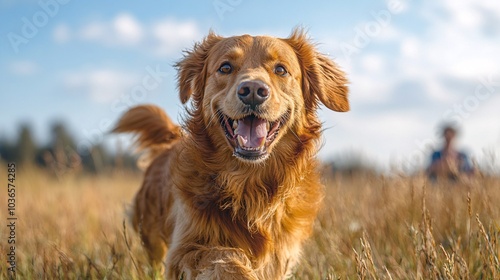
[400,36,420,58]
[348,71,394,104]
[78,13,144,46]
[356,0,500,105]
[436,0,500,32]
[152,19,201,56]
[373,24,401,42]
[360,53,385,72]
[52,14,201,57]
[113,13,143,44]
[80,22,106,41]
[444,2,483,29]
[319,109,432,171]
[407,0,500,106]
[64,69,138,103]
[9,60,38,76]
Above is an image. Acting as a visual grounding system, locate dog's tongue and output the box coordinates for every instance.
[235,116,267,148]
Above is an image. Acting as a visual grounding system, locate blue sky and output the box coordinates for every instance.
[1,0,500,172]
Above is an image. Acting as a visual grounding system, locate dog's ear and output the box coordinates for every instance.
[175,31,223,104]
[286,29,349,112]
[312,54,350,112]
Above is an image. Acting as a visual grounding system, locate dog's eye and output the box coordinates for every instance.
[275,65,287,76]
[218,63,233,74]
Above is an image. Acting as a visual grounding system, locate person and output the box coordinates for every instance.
[427,124,475,181]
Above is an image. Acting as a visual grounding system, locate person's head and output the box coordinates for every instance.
[442,125,458,146]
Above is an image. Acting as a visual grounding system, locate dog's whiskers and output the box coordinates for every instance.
[203,111,222,133]
[280,111,303,144]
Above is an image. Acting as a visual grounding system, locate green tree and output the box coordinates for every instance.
[16,124,37,165]
[50,122,76,151]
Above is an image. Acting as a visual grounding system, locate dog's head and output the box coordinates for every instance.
[176,29,349,163]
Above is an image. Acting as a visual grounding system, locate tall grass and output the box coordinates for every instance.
[0,165,499,279]
[295,174,500,279]
[0,167,148,279]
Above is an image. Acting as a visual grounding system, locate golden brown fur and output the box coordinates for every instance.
[114,29,349,279]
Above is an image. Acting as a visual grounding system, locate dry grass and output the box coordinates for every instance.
[1,165,499,279]
[295,173,500,279]
[0,167,148,279]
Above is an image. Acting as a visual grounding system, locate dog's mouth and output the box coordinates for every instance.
[218,112,284,162]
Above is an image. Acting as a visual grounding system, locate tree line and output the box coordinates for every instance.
[0,122,138,175]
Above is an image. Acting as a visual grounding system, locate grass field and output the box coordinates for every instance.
[0,165,499,279]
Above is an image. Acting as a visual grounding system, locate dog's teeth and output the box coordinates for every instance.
[232,121,238,130]
[266,122,270,131]
[237,135,246,146]
[258,137,266,148]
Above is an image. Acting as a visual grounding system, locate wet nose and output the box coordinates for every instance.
[237,81,270,108]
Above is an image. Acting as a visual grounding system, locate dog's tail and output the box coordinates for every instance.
[113,105,181,168]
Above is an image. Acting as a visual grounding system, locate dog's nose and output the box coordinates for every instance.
[237,81,270,108]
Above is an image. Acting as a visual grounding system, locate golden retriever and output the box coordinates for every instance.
[113,28,349,279]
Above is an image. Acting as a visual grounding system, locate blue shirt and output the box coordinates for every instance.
[428,150,474,180]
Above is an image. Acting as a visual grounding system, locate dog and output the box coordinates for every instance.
[113,28,349,279]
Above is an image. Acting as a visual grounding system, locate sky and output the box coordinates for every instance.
[1,0,500,173]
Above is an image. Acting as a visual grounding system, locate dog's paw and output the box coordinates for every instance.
[196,259,258,280]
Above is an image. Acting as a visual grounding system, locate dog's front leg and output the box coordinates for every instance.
[167,245,258,280]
